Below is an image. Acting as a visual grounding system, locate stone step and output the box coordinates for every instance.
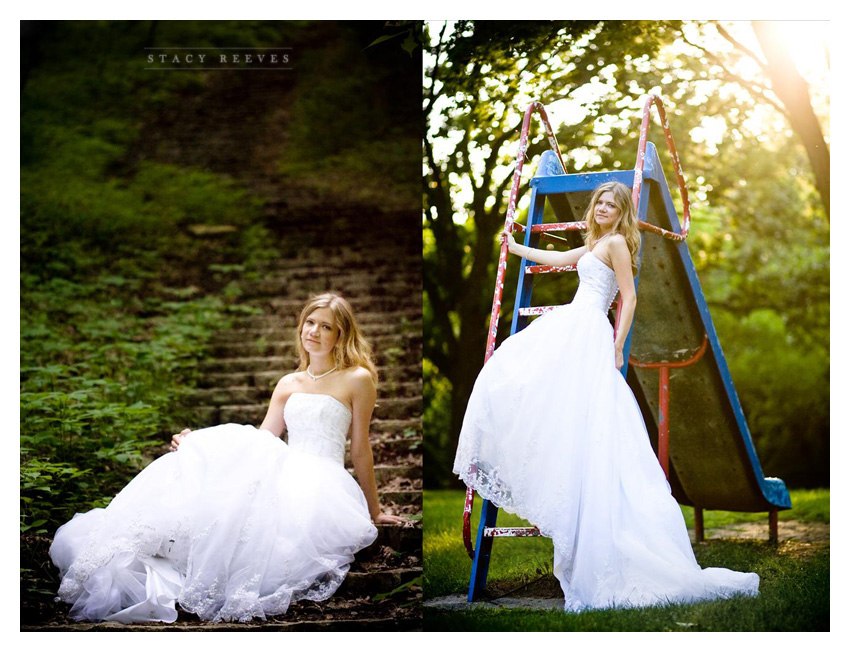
[249,252,420,271]
[191,380,422,402]
[196,363,421,389]
[235,304,421,319]
[194,370,411,394]
[379,490,421,507]
[193,395,420,421]
[250,225,419,247]
[338,567,422,597]
[237,258,420,274]
[373,464,421,484]
[241,279,420,300]
[31,566,423,628]
[25,617,422,632]
[209,332,422,359]
[260,306,422,325]
[369,419,421,437]
[360,438,422,467]
[265,296,419,315]
[242,274,422,292]
[190,386,266,406]
[214,403,421,426]
[199,351,421,374]
[224,319,421,338]
[357,523,422,558]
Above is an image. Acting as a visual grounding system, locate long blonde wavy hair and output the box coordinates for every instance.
[582,181,641,276]
[296,293,378,384]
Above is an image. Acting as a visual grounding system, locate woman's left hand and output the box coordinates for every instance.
[372,513,409,527]
[615,346,624,370]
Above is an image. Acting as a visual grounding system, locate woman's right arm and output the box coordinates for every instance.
[502,230,587,267]
[259,374,295,438]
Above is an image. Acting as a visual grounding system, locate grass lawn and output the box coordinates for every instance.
[424,489,829,631]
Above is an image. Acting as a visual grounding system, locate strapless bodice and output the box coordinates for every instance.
[283,393,352,466]
[571,250,619,313]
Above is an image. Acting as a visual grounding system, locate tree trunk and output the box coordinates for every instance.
[752,21,830,217]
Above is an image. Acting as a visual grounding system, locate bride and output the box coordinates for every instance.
[50,292,406,624]
[454,181,759,612]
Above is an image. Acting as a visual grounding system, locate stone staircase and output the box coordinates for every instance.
[30,220,424,632]
[180,212,423,630]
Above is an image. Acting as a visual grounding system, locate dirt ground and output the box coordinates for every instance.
[704,519,829,544]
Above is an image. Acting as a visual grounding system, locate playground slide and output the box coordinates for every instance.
[530,143,791,519]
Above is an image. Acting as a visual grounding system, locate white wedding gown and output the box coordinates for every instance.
[50,392,378,623]
[454,250,759,611]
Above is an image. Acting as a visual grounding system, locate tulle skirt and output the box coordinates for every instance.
[454,302,759,611]
[50,424,378,623]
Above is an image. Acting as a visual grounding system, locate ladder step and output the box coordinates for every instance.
[518,306,557,317]
[515,221,586,233]
[531,222,586,233]
[525,264,576,274]
[483,526,541,537]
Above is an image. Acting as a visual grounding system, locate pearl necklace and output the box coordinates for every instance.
[306,365,338,381]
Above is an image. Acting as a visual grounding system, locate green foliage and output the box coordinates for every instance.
[423,358,453,487]
[278,22,420,212]
[711,309,828,486]
[19,22,275,534]
[20,271,235,534]
[367,21,423,57]
[20,459,92,534]
[21,157,263,275]
[21,22,266,278]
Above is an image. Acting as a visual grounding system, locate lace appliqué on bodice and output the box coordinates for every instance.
[571,251,619,313]
[283,393,351,466]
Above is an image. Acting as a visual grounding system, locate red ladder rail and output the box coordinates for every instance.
[465,102,567,558]
[633,94,691,242]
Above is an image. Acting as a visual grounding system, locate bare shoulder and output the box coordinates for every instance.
[340,366,376,401]
[608,233,628,249]
[607,233,631,259]
[272,372,302,397]
[343,366,375,389]
[277,371,302,386]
